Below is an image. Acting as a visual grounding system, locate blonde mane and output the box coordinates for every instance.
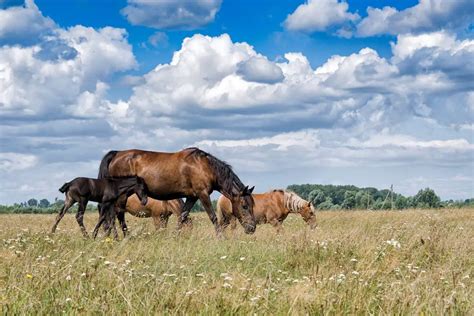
[283,190,309,213]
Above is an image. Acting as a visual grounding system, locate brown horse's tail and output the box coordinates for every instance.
[59,182,71,193]
[98,150,119,179]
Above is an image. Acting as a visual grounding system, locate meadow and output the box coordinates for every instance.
[0,209,472,314]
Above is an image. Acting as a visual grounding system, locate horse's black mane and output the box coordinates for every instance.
[185,147,245,195]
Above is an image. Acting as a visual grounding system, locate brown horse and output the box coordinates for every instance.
[123,195,191,230]
[98,147,256,235]
[217,189,316,232]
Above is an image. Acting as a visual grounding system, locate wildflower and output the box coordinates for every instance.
[350,258,358,263]
[220,255,227,260]
[25,274,33,279]
[336,273,346,284]
[222,283,232,288]
[224,276,233,281]
[239,257,246,261]
[104,237,112,243]
[185,291,193,296]
[104,261,112,266]
[80,273,87,278]
[385,239,401,249]
[351,271,360,276]
[196,273,204,277]
[65,298,72,303]
[65,275,72,281]
[250,296,260,303]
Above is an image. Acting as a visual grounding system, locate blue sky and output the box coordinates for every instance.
[0,0,473,204]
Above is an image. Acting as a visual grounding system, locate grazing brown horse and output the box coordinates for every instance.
[217,189,316,232]
[51,176,148,237]
[123,195,191,230]
[98,147,256,235]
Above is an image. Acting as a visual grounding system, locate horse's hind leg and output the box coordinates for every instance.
[51,195,75,233]
[76,198,89,237]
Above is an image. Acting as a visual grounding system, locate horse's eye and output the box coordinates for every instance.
[243,205,248,210]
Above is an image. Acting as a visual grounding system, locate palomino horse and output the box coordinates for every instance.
[217,189,316,232]
[51,176,148,238]
[122,195,191,230]
[98,147,256,235]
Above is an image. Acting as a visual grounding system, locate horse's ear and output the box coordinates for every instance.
[248,186,255,194]
[307,201,311,207]
[242,185,249,195]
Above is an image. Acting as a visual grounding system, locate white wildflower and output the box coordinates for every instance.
[65,275,72,281]
[220,256,227,260]
[239,257,246,261]
[65,298,72,303]
[222,282,232,288]
[386,239,401,249]
[350,258,358,263]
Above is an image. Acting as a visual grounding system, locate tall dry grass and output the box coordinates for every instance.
[0,209,472,314]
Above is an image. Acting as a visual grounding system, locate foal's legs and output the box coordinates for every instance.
[199,193,220,234]
[76,198,89,237]
[93,203,112,239]
[180,197,197,225]
[51,195,75,233]
[116,209,128,237]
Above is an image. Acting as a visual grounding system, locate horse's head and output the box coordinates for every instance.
[300,201,317,229]
[231,185,256,234]
[134,177,148,206]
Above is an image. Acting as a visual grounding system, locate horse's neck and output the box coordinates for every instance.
[284,192,304,214]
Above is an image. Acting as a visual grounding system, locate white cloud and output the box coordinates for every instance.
[237,56,284,84]
[0,25,136,118]
[0,152,38,171]
[0,0,55,44]
[196,130,320,151]
[284,0,359,32]
[122,0,222,30]
[357,0,474,37]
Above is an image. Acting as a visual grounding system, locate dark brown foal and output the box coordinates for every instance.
[51,176,148,238]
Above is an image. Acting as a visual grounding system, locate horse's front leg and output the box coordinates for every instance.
[199,193,220,235]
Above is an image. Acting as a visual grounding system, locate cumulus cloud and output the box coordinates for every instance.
[284,0,359,32]
[121,0,222,29]
[356,0,474,37]
[0,25,136,118]
[0,0,55,45]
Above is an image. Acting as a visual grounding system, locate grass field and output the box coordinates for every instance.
[0,209,473,314]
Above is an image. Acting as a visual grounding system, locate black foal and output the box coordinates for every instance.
[51,176,148,238]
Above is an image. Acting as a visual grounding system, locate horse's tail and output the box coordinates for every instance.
[58,182,71,193]
[98,150,119,179]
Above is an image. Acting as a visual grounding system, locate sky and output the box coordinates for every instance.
[0,0,473,204]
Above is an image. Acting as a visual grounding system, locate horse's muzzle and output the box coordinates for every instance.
[243,223,256,234]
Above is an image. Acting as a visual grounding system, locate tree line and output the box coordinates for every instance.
[287,184,474,210]
[0,185,472,214]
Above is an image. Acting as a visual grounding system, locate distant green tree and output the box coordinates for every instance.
[39,199,50,208]
[414,188,441,208]
[355,191,374,209]
[394,195,408,209]
[342,191,356,209]
[308,189,325,206]
[318,197,334,210]
[27,198,38,207]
